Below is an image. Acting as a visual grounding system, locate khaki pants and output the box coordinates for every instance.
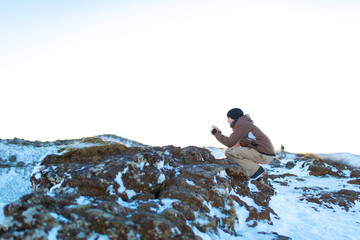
[225,147,274,177]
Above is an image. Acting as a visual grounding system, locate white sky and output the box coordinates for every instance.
[1,0,359,154]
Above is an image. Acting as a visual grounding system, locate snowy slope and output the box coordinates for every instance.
[0,140,65,214]
[207,148,360,240]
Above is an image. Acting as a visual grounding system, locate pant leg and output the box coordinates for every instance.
[225,147,265,177]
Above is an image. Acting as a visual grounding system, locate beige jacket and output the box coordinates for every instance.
[214,115,275,156]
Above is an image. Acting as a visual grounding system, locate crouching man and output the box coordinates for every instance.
[211,108,275,182]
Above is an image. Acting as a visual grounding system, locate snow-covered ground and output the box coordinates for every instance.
[207,148,360,240]
[0,141,62,203]
[0,141,65,228]
[1,140,360,240]
[0,135,141,225]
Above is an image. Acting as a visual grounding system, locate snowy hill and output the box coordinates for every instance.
[0,135,145,221]
[0,136,359,239]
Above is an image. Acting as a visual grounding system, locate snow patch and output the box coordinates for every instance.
[106,185,116,195]
[115,167,129,193]
[76,196,91,205]
[50,212,69,223]
[185,179,195,186]
[49,179,64,194]
[156,159,165,169]
[189,222,213,240]
[202,200,226,218]
[217,170,228,178]
[205,147,225,159]
[125,190,137,199]
[87,233,111,240]
[157,173,166,184]
[164,163,175,170]
[116,197,139,210]
[171,226,181,236]
[156,198,179,213]
[48,226,61,240]
[31,162,43,179]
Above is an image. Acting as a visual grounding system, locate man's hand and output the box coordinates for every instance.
[211,126,221,135]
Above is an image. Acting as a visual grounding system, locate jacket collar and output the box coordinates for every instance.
[230,118,238,128]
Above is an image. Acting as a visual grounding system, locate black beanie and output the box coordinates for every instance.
[227,108,244,120]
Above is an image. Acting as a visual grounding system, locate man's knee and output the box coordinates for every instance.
[225,148,232,158]
[225,147,238,159]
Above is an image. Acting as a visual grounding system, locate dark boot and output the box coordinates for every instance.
[250,166,267,180]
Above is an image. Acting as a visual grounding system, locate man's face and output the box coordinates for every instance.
[227,117,234,125]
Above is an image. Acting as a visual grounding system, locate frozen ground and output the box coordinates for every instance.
[1,142,359,239]
[207,148,360,240]
[0,140,64,210]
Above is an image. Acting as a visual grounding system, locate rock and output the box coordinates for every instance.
[347,179,360,185]
[285,161,295,169]
[270,158,281,168]
[307,158,346,178]
[16,161,25,167]
[267,173,298,180]
[258,231,292,240]
[225,164,248,181]
[303,189,360,211]
[9,155,17,162]
[80,136,107,144]
[1,141,278,239]
[350,170,360,178]
[0,163,9,168]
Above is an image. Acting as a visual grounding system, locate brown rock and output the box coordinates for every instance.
[304,189,360,211]
[285,161,296,169]
[347,179,360,185]
[307,158,346,178]
[350,170,360,178]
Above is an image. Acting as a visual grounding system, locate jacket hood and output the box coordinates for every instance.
[241,114,253,123]
[231,114,253,128]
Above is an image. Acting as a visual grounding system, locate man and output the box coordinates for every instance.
[211,108,275,182]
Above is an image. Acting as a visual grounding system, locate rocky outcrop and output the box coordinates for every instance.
[350,169,360,178]
[303,189,360,211]
[294,154,351,178]
[1,138,359,239]
[0,138,278,239]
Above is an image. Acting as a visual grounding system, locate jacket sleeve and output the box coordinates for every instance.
[214,132,234,148]
[214,120,253,147]
[214,128,249,148]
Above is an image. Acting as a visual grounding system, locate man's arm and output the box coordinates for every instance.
[214,131,240,148]
[213,124,250,148]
